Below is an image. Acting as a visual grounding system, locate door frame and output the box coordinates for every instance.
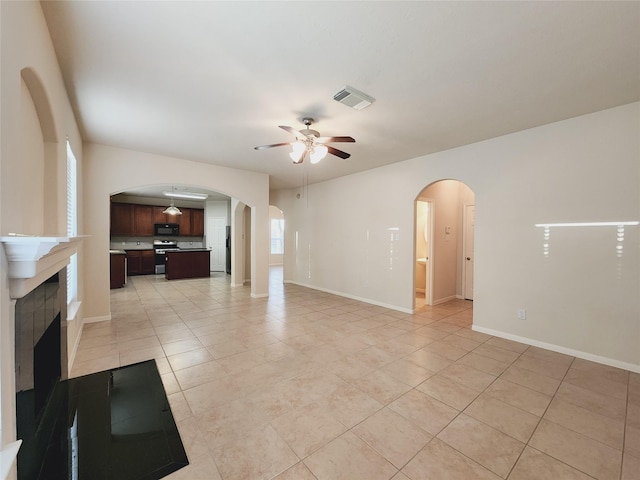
[415,197,435,309]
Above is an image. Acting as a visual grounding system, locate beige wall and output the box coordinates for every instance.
[275,103,640,371]
[15,78,45,234]
[1,0,83,447]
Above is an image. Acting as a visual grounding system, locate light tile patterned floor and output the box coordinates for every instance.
[71,268,639,480]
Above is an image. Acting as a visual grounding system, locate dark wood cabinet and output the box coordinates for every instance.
[133,205,154,236]
[153,206,169,224]
[111,202,205,237]
[191,209,205,236]
[176,208,191,235]
[141,250,155,273]
[126,250,155,275]
[110,253,126,288]
[165,250,210,280]
[110,203,133,236]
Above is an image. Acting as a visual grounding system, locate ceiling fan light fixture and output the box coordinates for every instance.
[289,142,306,163]
[310,145,328,164]
[289,151,305,164]
[255,119,354,163]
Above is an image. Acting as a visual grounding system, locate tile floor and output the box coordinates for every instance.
[71,267,639,480]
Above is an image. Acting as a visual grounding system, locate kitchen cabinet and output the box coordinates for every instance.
[110,202,154,237]
[176,208,191,235]
[165,250,210,280]
[133,205,154,236]
[110,203,133,236]
[126,249,155,275]
[191,209,205,236]
[110,252,126,288]
[111,202,205,237]
[153,206,169,224]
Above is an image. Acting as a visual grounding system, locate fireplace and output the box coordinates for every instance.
[0,235,83,478]
[15,272,68,424]
[14,270,68,478]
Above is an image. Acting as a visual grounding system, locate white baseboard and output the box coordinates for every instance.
[251,292,269,298]
[432,295,458,306]
[83,314,112,324]
[473,325,640,374]
[67,321,84,373]
[284,280,413,314]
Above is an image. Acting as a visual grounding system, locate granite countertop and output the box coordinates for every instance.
[109,249,126,255]
[166,248,211,252]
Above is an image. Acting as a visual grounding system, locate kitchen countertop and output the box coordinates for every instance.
[109,249,126,255]
[165,248,211,252]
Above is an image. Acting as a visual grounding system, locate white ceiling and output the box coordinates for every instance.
[41,1,640,193]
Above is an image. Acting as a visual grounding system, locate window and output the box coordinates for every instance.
[270,218,284,254]
[66,140,78,308]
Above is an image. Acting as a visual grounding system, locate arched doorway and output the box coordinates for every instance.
[414,179,475,311]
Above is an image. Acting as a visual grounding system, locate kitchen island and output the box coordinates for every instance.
[109,249,127,288]
[165,249,210,280]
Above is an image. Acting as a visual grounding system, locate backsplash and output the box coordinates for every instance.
[110,236,204,250]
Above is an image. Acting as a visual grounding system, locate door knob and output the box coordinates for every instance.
[466,257,471,260]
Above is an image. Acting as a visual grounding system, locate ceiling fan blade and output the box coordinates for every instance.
[315,136,356,144]
[254,142,292,150]
[327,146,351,159]
[279,125,305,139]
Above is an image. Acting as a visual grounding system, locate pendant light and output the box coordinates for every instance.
[163,187,182,215]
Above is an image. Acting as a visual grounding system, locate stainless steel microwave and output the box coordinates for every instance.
[154,223,179,236]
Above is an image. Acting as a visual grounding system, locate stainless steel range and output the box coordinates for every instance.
[153,240,179,274]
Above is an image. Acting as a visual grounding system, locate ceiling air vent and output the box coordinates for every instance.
[333,85,374,110]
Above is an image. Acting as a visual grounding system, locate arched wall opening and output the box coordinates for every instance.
[105,186,257,295]
[13,68,59,235]
[414,179,475,311]
[82,143,270,320]
[108,184,233,277]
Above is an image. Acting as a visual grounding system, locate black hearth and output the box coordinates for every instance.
[14,271,187,480]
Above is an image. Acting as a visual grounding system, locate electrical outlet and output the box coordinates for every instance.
[517,309,526,320]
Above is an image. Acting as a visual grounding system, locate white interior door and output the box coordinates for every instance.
[463,204,475,300]
[207,217,226,271]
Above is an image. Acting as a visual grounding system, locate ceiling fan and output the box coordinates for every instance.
[254,117,355,164]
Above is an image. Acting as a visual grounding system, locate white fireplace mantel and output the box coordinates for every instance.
[0,235,88,298]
